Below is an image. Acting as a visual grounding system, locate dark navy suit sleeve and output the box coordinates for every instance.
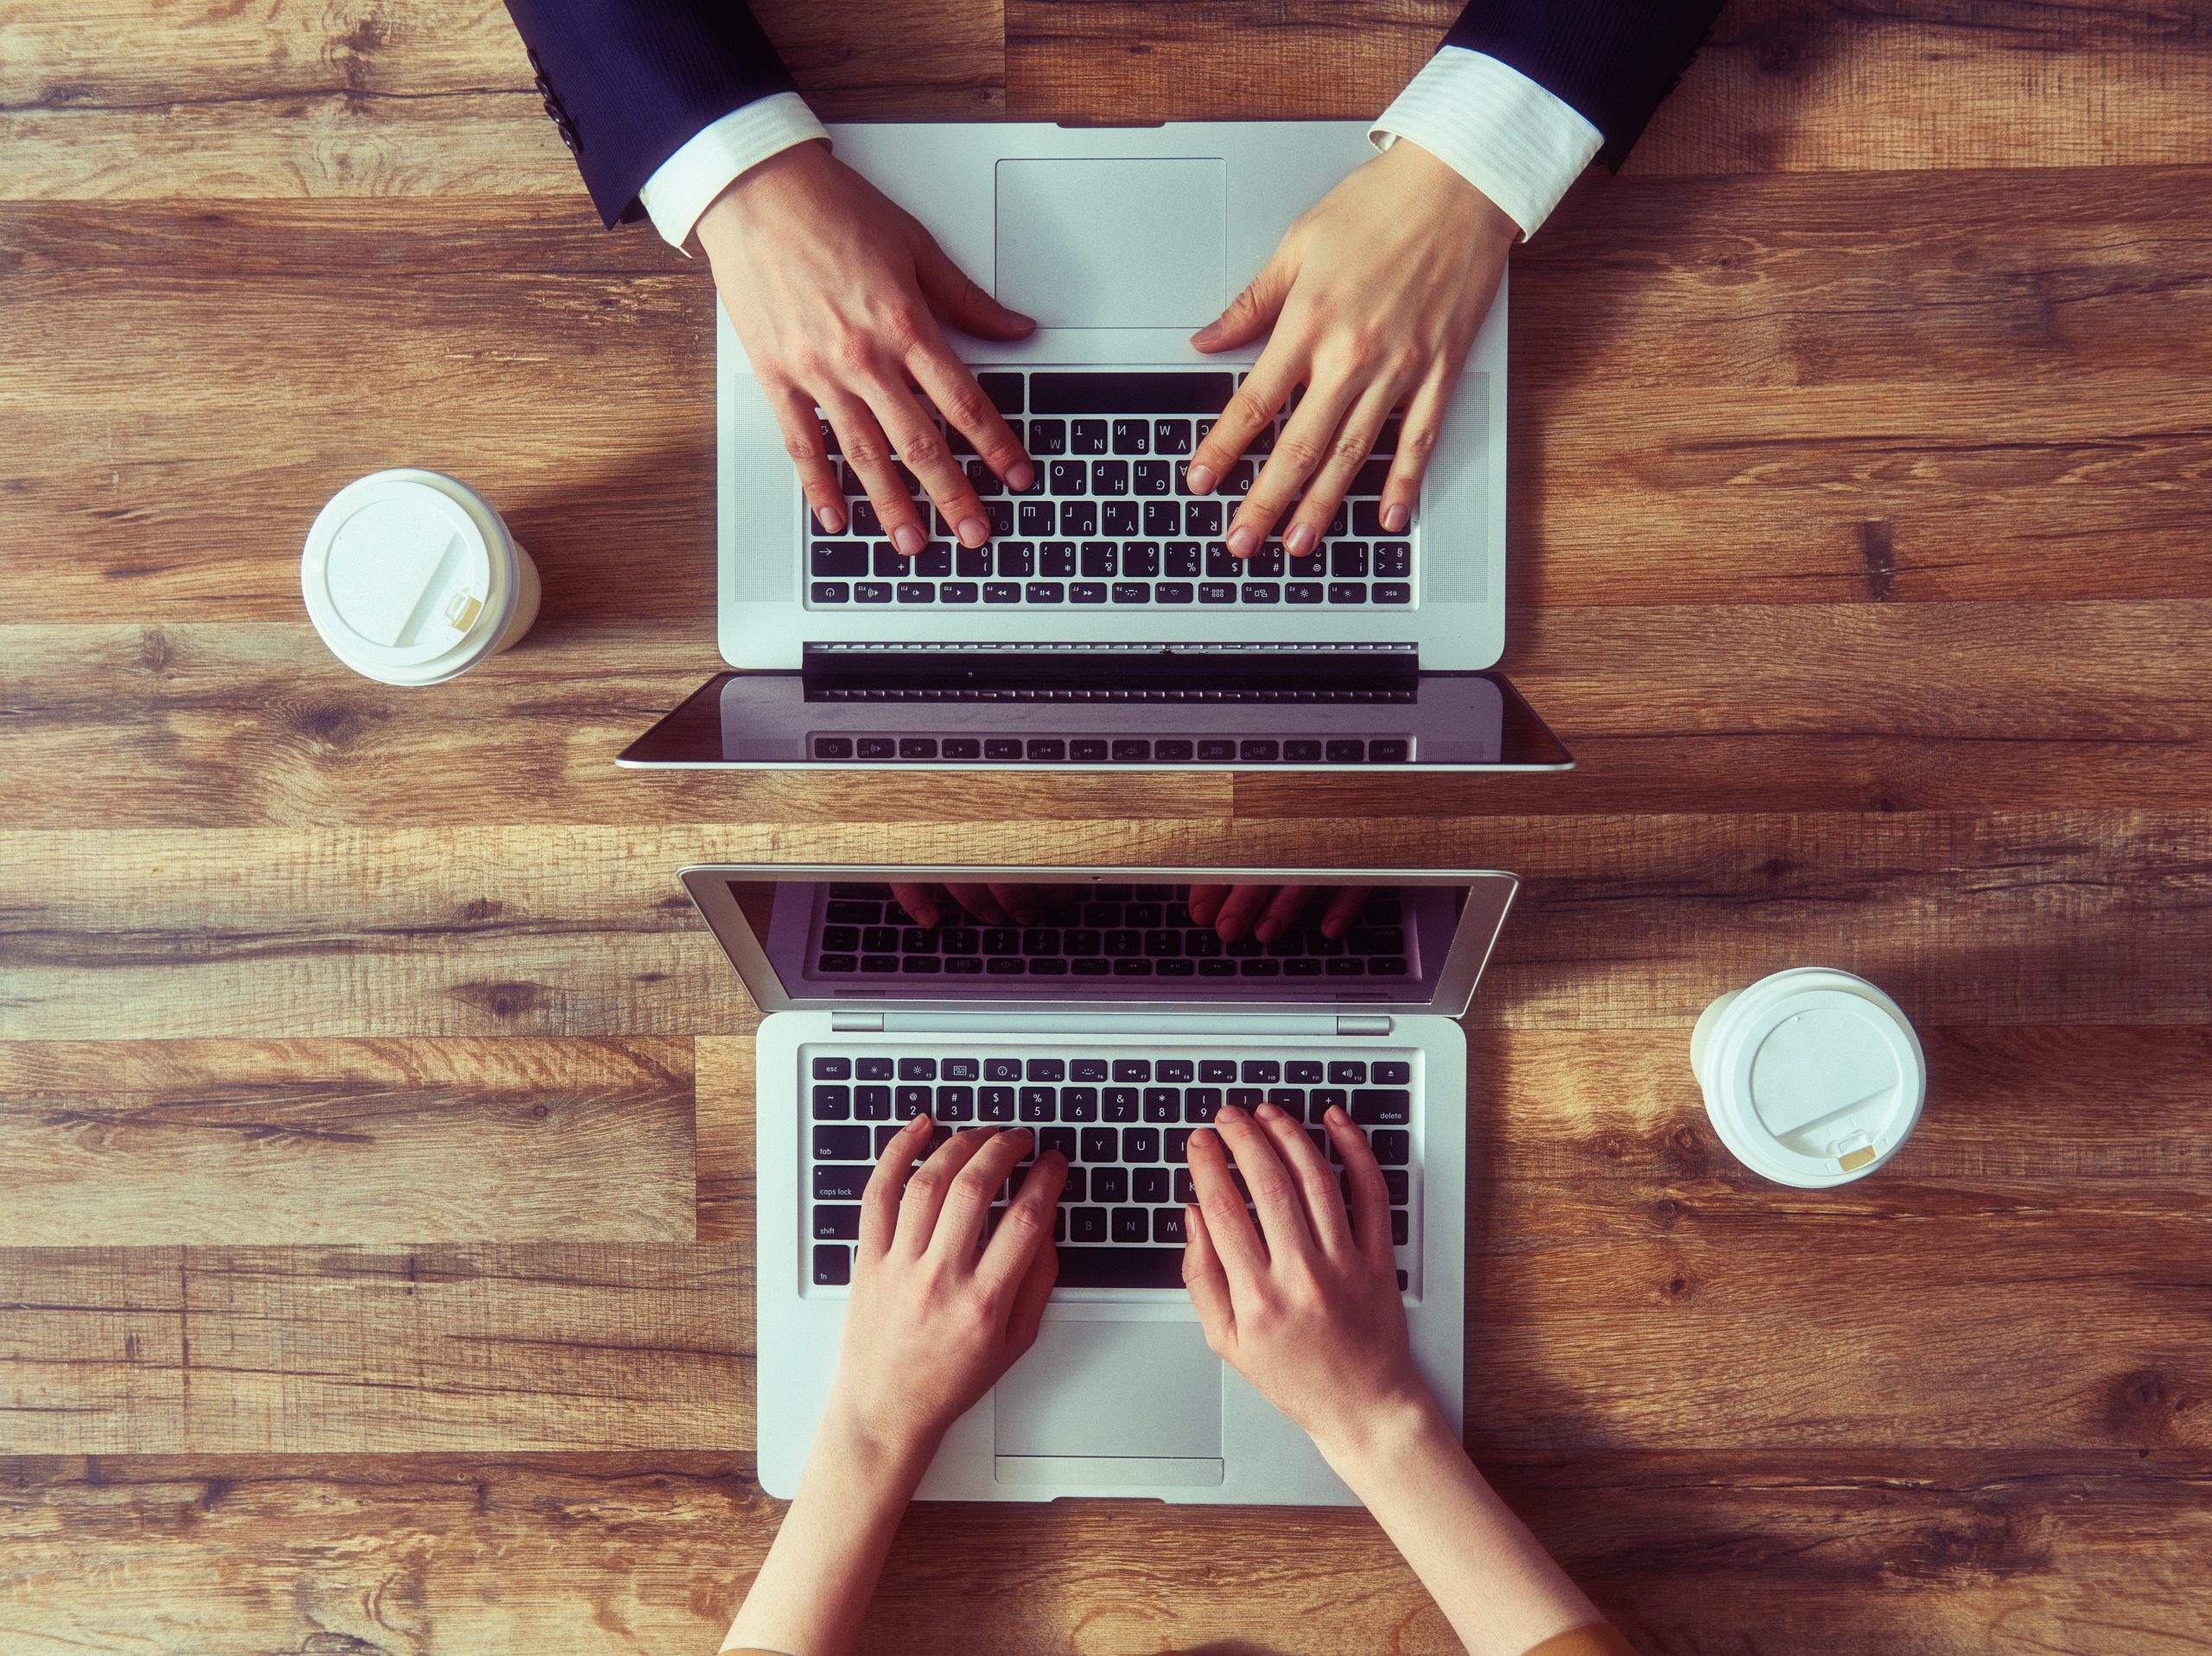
[1442,0,1726,167]
[504,0,799,228]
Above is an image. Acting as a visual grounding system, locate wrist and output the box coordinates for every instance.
[1306,1385,1459,1487]
[1378,138,1521,245]
[814,1386,940,1492]
[696,136,833,252]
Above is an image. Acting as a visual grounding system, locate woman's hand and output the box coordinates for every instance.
[826,1117,1067,1462]
[1185,139,1518,561]
[1185,885,1369,944]
[696,140,1037,555]
[1181,1101,1432,1455]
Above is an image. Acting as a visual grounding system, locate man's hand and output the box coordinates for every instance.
[889,882,1046,929]
[1185,139,1518,561]
[696,140,1036,555]
[827,1119,1066,1461]
[1181,1102,1428,1453]
[1185,885,1368,943]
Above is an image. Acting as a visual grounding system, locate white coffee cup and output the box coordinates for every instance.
[301,468,541,685]
[1691,968,1925,1188]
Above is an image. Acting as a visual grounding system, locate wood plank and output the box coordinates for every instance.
[0,1246,745,1454]
[1,1450,2205,1653]
[1007,0,2212,171]
[0,0,1002,200]
[696,1037,757,1248]
[0,1039,695,1246]
[9,172,2207,625]
[3,814,2206,1038]
[2,602,2204,828]
[0,625,1235,828]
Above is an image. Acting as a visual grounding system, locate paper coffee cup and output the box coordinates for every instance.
[1691,968,1924,1188]
[301,468,540,685]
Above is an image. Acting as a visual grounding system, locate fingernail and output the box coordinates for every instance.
[1186,462,1217,494]
[957,516,988,548]
[815,504,845,533]
[1284,523,1316,558]
[1382,502,1410,534]
[1214,1107,1241,1124]
[1227,523,1256,559]
[1255,920,1281,942]
[1007,460,1036,492]
[893,523,925,556]
[1325,1106,1347,1125]
[1191,323,1222,348]
[1255,1101,1281,1122]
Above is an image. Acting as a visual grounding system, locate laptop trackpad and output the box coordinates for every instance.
[995,158,1227,329]
[994,1320,1223,1458]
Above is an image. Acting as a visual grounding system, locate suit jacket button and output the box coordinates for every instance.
[526,46,545,75]
[556,120,581,155]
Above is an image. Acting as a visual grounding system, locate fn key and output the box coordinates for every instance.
[812,1244,851,1285]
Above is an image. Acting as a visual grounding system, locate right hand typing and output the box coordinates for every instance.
[696,140,1036,555]
[1181,1101,1433,1453]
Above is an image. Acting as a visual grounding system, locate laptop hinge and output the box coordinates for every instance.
[831,1011,886,1032]
[1336,1014,1395,1037]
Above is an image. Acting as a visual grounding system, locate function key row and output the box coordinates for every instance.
[808,737,1411,765]
[812,1056,1411,1084]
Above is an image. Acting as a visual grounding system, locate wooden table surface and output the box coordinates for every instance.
[3,3,2209,1652]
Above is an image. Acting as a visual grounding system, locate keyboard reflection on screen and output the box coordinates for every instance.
[808,735,1411,765]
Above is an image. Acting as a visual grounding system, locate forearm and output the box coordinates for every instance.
[722,1399,931,1656]
[1318,1397,1602,1656]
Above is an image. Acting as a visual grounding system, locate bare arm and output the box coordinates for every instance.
[723,1119,1067,1654]
[1183,1101,1606,1653]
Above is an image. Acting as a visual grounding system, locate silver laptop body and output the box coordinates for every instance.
[682,863,1518,1504]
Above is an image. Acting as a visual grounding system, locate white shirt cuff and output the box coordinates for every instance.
[1370,47,1603,240]
[637,91,830,253]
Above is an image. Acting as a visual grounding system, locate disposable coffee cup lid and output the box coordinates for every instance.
[1700,974,1924,1187]
[302,472,505,684]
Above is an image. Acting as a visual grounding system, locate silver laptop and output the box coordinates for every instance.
[682,863,1518,1503]
[620,123,1571,776]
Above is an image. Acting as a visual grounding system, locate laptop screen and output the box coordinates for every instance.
[682,866,1518,1018]
[620,672,1571,771]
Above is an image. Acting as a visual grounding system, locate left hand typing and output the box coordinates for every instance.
[1184,139,1519,562]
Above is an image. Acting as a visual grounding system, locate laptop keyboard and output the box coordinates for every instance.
[809,733,1412,765]
[804,1046,1417,1292]
[809,371,1414,609]
[813,883,1412,980]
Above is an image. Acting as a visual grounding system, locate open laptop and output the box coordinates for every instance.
[681,863,1518,1503]
[619,123,1571,776]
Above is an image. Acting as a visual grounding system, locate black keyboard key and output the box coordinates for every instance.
[1374,542,1411,577]
[1135,1167,1171,1204]
[812,1056,853,1081]
[812,1125,869,1162]
[1352,1088,1412,1125]
[1112,582,1151,604]
[1284,739,1321,762]
[1166,1128,1193,1163]
[1079,1127,1118,1163]
[1027,1058,1066,1082]
[1392,1209,1409,1247]
[814,1164,873,1203]
[1029,418,1066,454]
[1374,1061,1412,1084]
[1142,1088,1180,1123]
[1383,1168,1410,1204]
[1122,1127,1160,1162]
[1020,1087,1056,1122]
[1327,582,1368,605]
[977,371,1024,414]
[811,1084,851,1120]
[1111,419,1149,454]
[1173,1169,1198,1205]
[1152,1208,1187,1243]
[1135,464,1174,500]
[813,1244,852,1285]
[811,542,868,577]
[1157,582,1194,604]
[980,1086,1015,1122]
[934,1085,975,1122]
[1071,419,1108,454]
[983,581,1021,604]
[813,1203,861,1240]
[1103,1088,1139,1122]
[1111,1207,1150,1243]
[1070,1207,1109,1243]
[1112,1059,1152,1082]
[1372,1129,1411,1165]
[1040,1126,1078,1162]
[1052,1247,1188,1287]
[1154,418,1192,454]
[1199,582,1236,604]
[1092,1167,1128,1203]
[1031,371,1234,414]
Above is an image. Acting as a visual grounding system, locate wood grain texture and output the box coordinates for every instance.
[0,0,1003,199]
[0,1245,747,1454]
[2,1450,2206,1654]
[0,1039,696,1245]
[3,0,2209,1647]
[5,815,2206,1040]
